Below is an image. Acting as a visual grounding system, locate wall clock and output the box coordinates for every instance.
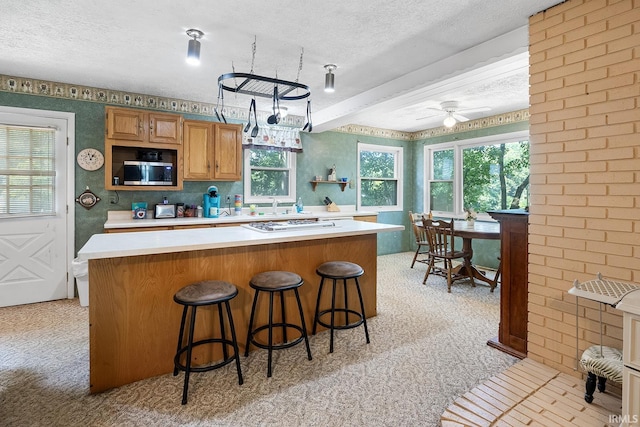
[77,148,104,171]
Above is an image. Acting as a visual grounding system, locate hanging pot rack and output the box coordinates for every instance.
[217,72,310,101]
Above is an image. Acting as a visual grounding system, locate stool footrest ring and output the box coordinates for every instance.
[248,323,306,351]
[174,338,239,373]
[316,308,365,331]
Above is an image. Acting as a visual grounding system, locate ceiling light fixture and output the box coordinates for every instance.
[443,113,457,128]
[186,29,204,66]
[324,64,337,93]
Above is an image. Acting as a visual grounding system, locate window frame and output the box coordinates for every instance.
[423,130,529,220]
[243,147,297,204]
[357,143,404,212]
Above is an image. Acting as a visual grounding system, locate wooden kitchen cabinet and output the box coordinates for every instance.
[487,209,528,359]
[106,107,182,145]
[183,120,242,181]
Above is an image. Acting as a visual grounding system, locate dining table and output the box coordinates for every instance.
[418,218,501,291]
[451,220,501,291]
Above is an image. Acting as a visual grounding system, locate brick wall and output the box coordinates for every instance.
[528,0,640,376]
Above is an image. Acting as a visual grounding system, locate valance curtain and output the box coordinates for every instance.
[242,124,302,152]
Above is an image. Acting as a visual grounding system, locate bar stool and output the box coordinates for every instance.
[244,271,312,377]
[313,261,370,353]
[173,280,243,405]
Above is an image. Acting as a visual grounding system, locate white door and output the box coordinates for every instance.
[0,108,74,307]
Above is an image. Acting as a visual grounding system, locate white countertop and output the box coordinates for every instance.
[104,207,377,229]
[80,219,403,260]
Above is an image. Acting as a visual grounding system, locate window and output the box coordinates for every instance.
[425,131,529,218]
[357,143,403,211]
[243,148,296,203]
[0,125,56,217]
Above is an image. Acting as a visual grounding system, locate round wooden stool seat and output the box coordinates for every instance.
[316,261,364,279]
[245,270,312,377]
[313,261,369,353]
[174,280,238,306]
[249,271,303,291]
[173,280,243,405]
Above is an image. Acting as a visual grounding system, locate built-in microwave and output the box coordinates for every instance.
[123,161,174,186]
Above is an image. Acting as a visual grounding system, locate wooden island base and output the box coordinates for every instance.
[89,233,377,393]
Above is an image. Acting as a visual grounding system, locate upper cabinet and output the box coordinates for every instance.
[106,107,182,145]
[183,120,242,181]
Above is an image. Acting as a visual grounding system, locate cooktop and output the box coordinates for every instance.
[242,220,336,232]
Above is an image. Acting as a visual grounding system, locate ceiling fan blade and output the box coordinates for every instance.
[416,112,443,120]
[457,106,491,114]
[452,113,470,122]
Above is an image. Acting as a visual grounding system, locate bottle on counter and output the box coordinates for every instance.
[176,203,185,218]
[196,205,203,218]
[297,197,303,213]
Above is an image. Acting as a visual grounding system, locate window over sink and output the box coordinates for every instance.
[243,148,297,203]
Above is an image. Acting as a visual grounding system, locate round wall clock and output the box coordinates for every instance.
[77,148,104,171]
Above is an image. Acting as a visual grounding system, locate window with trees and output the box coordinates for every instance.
[357,143,403,211]
[425,131,529,218]
[243,148,297,204]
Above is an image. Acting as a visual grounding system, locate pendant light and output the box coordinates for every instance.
[324,64,337,93]
[186,29,204,66]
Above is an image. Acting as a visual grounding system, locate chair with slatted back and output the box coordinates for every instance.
[408,211,430,268]
[421,217,475,292]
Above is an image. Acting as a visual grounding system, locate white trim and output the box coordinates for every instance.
[0,106,75,300]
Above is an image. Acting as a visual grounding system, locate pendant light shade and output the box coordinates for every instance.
[324,64,337,93]
[186,29,204,66]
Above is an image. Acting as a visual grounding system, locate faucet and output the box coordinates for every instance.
[272,198,279,214]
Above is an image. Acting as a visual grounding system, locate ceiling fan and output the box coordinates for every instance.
[417,101,491,127]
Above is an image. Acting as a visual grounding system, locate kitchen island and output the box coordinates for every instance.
[78,220,403,393]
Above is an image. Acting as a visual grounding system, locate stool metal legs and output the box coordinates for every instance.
[313,276,370,353]
[174,301,243,405]
[245,288,312,377]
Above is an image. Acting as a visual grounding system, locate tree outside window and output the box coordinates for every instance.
[426,131,529,217]
[243,148,296,203]
[358,143,403,211]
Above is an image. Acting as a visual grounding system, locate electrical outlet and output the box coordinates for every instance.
[226,195,231,204]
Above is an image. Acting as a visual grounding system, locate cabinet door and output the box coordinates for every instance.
[183,120,213,180]
[149,113,182,144]
[213,123,242,180]
[106,107,146,141]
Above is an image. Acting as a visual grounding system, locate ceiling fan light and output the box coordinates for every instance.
[443,115,456,128]
[186,29,204,66]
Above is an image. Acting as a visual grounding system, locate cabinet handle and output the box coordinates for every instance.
[216,161,219,171]
[207,161,210,170]
[149,120,154,135]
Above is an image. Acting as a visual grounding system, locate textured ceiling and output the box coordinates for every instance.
[0,0,562,132]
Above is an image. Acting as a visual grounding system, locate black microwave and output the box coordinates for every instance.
[123,161,174,186]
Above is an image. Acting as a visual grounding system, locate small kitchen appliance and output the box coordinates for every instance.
[203,185,220,218]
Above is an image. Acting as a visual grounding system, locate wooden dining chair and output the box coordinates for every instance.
[408,211,430,268]
[421,217,475,292]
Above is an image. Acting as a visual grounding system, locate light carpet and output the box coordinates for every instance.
[0,252,517,426]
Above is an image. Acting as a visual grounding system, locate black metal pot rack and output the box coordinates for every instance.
[217,73,310,101]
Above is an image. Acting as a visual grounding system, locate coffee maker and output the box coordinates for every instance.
[203,185,220,218]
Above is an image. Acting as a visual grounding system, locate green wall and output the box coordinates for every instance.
[0,89,527,264]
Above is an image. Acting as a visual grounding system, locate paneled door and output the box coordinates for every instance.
[0,108,73,307]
